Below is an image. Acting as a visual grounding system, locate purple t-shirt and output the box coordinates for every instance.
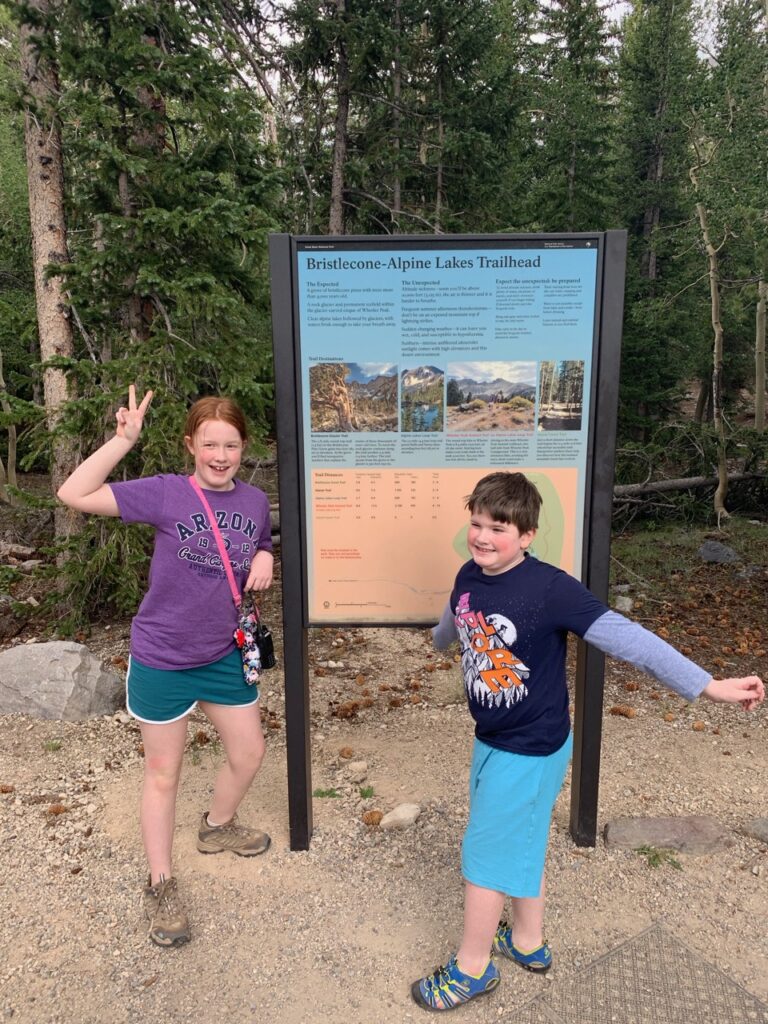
[110,474,272,670]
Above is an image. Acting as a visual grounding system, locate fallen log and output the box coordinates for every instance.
[613,471,763,498]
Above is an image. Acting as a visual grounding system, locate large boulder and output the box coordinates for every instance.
[0,641,123,720]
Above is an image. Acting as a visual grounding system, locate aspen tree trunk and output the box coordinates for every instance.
[694,199,729,522]
[757,277,766,431]
[417,19,428,217]
[20,0,81,544]
[329,0,349,235]
[544,362,555,412]
[689,122,731,524]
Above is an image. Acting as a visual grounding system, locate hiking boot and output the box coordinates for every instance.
[143,875,190,948]
[411,956,500,1012]
[493,921,552,972]
[197,812,271,857]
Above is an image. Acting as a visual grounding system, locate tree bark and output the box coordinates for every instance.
[613,471,760,497]
[694,199,729,522]
[328,0,349,235]
[693,377,708,423]
[20,0,81,543]
[690,118,730,524]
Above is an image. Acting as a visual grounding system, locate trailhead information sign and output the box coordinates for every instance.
[270,230,625,849]
[291,235,602,625]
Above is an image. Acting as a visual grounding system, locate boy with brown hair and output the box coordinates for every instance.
[411,471,764,1012]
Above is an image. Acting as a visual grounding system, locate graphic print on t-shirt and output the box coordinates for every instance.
[173,508,259,580]
[455,592,530,708]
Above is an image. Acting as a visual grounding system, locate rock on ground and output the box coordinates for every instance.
[697,540,740,564]
[604,815,732,854]
[380,803,421,830]
[0,641,123,720]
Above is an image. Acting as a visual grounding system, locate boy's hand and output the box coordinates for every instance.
[702,676,765,711]
[115,385,153,444]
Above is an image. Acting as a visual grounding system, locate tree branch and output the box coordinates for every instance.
[346,188,441,232]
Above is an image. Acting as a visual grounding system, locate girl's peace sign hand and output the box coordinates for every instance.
[115,386,153,444]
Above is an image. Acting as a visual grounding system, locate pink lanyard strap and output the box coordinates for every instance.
[188,475,241,608]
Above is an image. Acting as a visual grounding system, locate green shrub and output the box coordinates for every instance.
[507,396,533,411]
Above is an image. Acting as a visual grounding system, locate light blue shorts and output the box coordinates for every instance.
[126,647,259,725]
[461,733,573,898]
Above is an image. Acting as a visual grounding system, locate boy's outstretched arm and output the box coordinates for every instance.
[584,610,765,711]
[432,602,457,650]
[701,676,764,710]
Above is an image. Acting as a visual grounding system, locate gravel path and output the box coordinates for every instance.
[1,619,766,1024]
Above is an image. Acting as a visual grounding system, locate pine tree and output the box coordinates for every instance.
[3,0,281,623]
[281,0,393,233]
[0,5,38,472]
[446,378,462,406]
[280,0,538,235]
[528,0,618,232]
[709,0,768,417]
[615,0,704,438]
[683,0,768,517]
[49,1,279,444]
[402,0,536,233]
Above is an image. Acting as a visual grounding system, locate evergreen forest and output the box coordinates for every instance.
[0,0,766,624]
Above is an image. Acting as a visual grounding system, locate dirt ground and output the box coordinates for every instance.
[1,543,767,1023]
[447,403,535,433]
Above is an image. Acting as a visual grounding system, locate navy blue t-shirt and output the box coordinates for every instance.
[451,555,607,755]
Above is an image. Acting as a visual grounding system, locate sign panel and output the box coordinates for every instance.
[293,236,602,625]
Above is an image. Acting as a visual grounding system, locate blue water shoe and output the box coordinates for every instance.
[411,955,500,1011]
[493,921,552,972]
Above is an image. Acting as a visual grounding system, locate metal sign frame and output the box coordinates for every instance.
[269,230,627,850]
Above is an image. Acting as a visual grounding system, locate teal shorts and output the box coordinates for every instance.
[461,733,573,898]
[126,647,259,725]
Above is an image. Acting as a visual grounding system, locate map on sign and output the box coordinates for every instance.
[295,239,600,624]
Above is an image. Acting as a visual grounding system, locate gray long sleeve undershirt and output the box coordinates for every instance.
[432,606,711,702]
[432,602,458,650]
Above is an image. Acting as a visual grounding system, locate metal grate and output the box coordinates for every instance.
[513,923,768,1024]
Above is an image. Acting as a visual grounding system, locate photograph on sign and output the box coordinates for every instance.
[294,238,601,625]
